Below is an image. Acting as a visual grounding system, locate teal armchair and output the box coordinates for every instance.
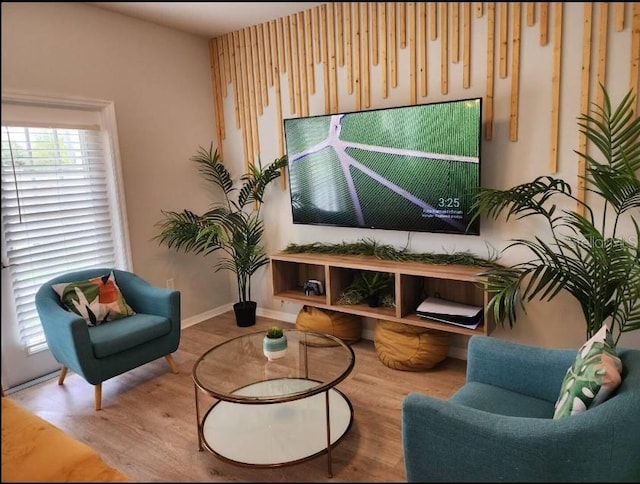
[35,268,181,410]
[402,335,640,482]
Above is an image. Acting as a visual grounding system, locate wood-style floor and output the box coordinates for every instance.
[8,312,467,482]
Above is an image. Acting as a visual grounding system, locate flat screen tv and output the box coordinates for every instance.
[283,97,482,235]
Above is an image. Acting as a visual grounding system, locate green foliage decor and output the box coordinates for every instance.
[338,271,395,307]
[155,143,288,304]
[471,86,640,344]
[266,326,284,339]
[283,238,503,269]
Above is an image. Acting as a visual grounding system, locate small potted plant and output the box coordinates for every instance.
[263,326,288,360]
[340,271,394,308]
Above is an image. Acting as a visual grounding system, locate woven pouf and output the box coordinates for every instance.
[374,320,450,371]
[295,306,362,345]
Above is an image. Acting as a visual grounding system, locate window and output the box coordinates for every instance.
[1,95,130,355]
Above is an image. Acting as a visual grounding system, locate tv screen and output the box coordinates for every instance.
[283,97,482,235]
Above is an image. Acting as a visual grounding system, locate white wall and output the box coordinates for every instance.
[219,2,640,351]
[1,2,231,319]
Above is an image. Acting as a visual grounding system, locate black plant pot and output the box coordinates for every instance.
[233,301,257,327]
[367,295,380,308]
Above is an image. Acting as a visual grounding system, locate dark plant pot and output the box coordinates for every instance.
[233,301,257,327]
[367,295,380,308]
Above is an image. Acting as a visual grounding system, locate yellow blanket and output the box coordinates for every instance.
[1,398,129,482]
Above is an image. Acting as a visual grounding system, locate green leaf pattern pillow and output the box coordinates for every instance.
[52,271,135,326]
[553,324,622,419]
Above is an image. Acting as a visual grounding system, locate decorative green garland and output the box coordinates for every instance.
[283,238,504,269]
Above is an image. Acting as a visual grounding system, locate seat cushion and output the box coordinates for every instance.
[450,381,555,418]
[89,314,171,359]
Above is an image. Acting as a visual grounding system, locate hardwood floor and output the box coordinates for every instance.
[8,312,467,482]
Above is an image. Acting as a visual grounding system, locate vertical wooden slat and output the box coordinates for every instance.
[214,38,226,139]
[430,2,437,40]
[297,12,308,117]
[527,2,535,26]
[230,33,241,130]
[441,2,448,94]
[615,2,625,32]
[223,34,232,88]
[631,3,640,114]
[277,17,286,74]
[251,26,263,116]
[361,3,371,108]
[409,2,417,104]
[328,4,339,113]
[257,25,268,109]
[390,1,398,88]
[313,6,321,64]
[381,2,389,98]
[290,15,301,118]
[577,2,593,215]
[549,3,563,173]
[499,2,508,78]
[305,10,315,94]
[284,16,295,115]
[246,28,260,159]
[264,27,274,88]
[239,30,253,166]
[217,37,227,99]
[399,2,407,48]
[475,2,483,17]
[510,3,521,141]
[463,2,471,88]
[485,2,496,140]
[354,2,362,110]
[337,3,345,67]
[452,2,460,63]
[322,4,331,114]
[210,39,224,156]
[596,2,609,110]
[420,2,428,97]
[270,21,286,189]
[540,2,549,45]
[232,32,246,159]
[345,3,354,94]
[372,3,379,65]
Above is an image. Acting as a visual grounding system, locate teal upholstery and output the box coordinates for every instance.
[402,335,640,482]
[35,268,180,390]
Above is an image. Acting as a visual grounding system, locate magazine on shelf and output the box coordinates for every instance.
[416,296,483,329]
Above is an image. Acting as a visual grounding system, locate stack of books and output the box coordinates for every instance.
[416,296,483,329]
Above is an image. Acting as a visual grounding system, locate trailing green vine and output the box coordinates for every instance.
[283,238,504,269]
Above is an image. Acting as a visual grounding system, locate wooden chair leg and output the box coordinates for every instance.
[165,354,179,374]
[94,383,102,411]
[58,366,68,385]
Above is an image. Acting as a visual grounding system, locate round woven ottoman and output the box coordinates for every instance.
[295,306,362,345]
[374,320,450,371]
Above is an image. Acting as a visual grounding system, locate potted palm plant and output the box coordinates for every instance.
[155,143,288,327]
[471,86,639,344]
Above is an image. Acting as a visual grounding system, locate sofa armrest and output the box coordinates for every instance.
[401,392,634,482]
[465,335,576,402]
[113,272,180,326]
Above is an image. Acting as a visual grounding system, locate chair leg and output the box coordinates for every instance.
[58,366,68,385]
[165,354,179,374]
[94,383,102,411]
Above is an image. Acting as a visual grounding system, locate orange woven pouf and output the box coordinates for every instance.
[295,306,362,345]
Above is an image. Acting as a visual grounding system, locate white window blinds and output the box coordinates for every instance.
[1,123,122,353]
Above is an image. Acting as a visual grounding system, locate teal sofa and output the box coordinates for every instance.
[402,335,640,482]
[35,268,181,410]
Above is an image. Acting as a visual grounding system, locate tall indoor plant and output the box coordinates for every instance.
[155,143,287,326]
[471,86,640,344]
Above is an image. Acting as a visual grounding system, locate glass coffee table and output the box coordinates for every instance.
[192,329,355,477]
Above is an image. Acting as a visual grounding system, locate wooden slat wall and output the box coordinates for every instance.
[207,1,636,209]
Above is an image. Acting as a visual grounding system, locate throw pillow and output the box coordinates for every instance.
[52,271,135,326]
[553,324,623,419]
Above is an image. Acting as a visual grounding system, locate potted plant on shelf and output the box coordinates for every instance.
[155,143,288,327]
[338,271,394,308]
[263,326,288,360]
[470,86,639,344]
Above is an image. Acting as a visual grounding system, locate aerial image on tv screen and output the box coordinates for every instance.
[284,98,481,235]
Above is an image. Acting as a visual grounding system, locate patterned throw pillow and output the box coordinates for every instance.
[52,271,135,326]
[553,324,623,419]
